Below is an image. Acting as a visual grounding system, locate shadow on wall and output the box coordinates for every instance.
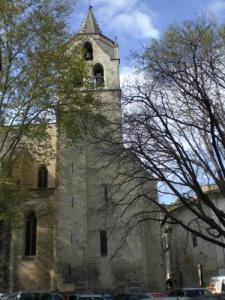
[14,210,55,291]
[12,151,56,190]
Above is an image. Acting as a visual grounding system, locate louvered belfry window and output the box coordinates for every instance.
[83,41,93,60]
[94,63,104,84]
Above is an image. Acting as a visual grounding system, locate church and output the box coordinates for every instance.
[0,6,163,293]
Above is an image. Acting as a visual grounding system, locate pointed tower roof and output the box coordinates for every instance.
[79,6,102,34]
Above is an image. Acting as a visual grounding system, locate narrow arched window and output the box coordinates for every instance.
[37,165,48,189]
[25,212,37,256]
[83,41,93,61]
[93,63,104,85]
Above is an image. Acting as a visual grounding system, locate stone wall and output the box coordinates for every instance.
[0,222,11,291]
[9,189,56,291]
[8,125,57,291]
[163,193,225,288]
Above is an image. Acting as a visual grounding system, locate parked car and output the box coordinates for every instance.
[51,293,65,300]
[4,292,64,300]
[5,292,50,300]
[1,294,9,300]
[67,293,104,300]
[166,288,209,298]
[114,294,151,300]
[186,294,225,300]
[124,289,145,296]
[147,292,167,298]
[210,277,225,294]
[98,293,113,300]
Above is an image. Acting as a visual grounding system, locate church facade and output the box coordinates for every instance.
[0,7,163,293]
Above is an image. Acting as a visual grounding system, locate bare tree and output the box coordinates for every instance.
[91,17,225,249]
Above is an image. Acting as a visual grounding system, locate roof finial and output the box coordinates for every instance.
[89,0,93,8]
[79,3,102,34]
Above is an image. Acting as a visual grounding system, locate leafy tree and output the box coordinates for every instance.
[0,0,97,220]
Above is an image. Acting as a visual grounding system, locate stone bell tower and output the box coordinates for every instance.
[55,6,163,292]
[55,6,124,291]
[78,5,122,127]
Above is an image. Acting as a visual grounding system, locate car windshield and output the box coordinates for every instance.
[78,297,92,300]
[185,290,206,297]
[19,293,52,300]
[20,294,38,300]
[129,296,150,300]
[52,295,63,300]
[41,294,52,300]
[102,295,113,300]
[129,297,139,300]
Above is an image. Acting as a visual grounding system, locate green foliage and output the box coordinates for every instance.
[0,0,102,222]
[0,160,24,225]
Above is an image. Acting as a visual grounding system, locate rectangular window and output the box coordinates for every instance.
[179,270,183,287]
[104,185,108,202]
[192,233,198,248]
[163,235,168,251]
[71,164,74,174]
[72,196,74,207]
[68,264,72,276]
[100,230,108,256]
[71,233,73,244]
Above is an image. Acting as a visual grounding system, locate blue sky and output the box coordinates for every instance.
[69,0,225,80]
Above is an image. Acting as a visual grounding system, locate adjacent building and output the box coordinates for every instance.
[162,185,225,288]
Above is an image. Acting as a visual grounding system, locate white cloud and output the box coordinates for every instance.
[114,12,159,39]
[120,66,135,85]
[120,65,145,85]
[93,0,159,39]
[208,0,225,14]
